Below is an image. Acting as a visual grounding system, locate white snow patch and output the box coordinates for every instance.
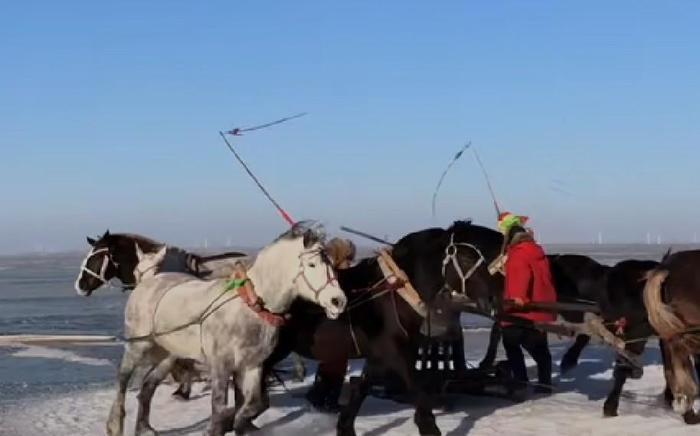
[10,345,112,367]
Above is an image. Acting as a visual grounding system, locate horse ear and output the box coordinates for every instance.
[104,230,110,238]
[156,246,168,262]
[303,229,316,249]
[87,236,96,246]
[135,243,145,261]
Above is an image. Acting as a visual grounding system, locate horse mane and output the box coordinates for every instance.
[274,220,326,245]
[113,233,163,247]
[447,219,474,233]
[661,247,673,264]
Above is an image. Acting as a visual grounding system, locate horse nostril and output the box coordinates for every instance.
[331,297,341,307]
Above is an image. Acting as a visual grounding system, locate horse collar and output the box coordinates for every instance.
[228,263,289,327]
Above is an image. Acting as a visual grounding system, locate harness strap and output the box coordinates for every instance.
[441,233,485,295]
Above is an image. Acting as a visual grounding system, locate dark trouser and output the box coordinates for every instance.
[502,324,552,388]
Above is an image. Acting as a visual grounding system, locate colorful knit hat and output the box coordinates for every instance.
[497,212,529,235]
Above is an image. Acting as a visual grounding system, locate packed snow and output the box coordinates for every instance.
[1,341,697,436]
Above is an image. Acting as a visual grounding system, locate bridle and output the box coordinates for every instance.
[78,247,117,286]
[441,233,485,296]
[293,248,341,303]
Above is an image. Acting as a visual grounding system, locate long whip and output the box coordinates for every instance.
[471,146,502,219]
[219,113,307,226]
[226,112,308,136]
[218,131,295,225]
[340,226,394,246]
[431,141,472,219]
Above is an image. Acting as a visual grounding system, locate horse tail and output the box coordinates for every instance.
[643,268,685,339]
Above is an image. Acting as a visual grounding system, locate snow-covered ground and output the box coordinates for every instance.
[1,342,697,436]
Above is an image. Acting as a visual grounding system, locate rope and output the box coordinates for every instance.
[472,146,502,218]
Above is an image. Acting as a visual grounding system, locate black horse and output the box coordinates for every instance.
[499,254,700,418]
[268,220,504,436]
[75,230,246,294]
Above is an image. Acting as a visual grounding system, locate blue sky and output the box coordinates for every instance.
[1,1,699,254]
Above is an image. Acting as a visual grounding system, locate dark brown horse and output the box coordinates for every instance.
[644,250,700,424]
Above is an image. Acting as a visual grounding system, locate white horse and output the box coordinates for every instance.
[106,224,348,436]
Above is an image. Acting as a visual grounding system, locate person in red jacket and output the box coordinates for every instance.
[498,212,557,396]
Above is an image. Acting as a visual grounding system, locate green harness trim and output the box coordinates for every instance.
[224,278,249,292]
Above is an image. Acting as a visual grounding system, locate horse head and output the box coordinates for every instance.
[75,230,120,296]
[251,221,347,320]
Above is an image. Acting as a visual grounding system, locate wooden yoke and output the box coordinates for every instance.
[377,250,427,318]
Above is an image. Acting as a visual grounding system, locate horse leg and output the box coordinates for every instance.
[171,359,193,400]
[107,342,152,436]
[660,340,674,407]
[208,363,232,436]
[135,355,177,436]
[659,340,700,425]
[337,370,370,436]
[560,334,590,374]
[666,341,699,418]
[478,323,501,369]
[307,357,347,413]
[292,352,307,382]
[172,380,192,401]
[232,366,266,434]
[603,339,646,417]
[382,343,440,436]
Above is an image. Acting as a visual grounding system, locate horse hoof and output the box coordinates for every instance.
[106,422,124,436]
[234,421,259,435]
[630,367,643,379]
[415,416,441,436]
[602,406,618,418]
[683,411,700,425]
[418,426,441,436]
[673,395,692,415]
[106,411,125,436]
[559,355,578,374]
[337,426,357,436]
[136,425,159,436]
[664,388,674,407]
[172,387,191,401]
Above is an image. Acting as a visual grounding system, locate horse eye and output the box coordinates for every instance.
[308,262,317,268]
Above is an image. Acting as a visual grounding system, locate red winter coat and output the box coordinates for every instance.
[502,240,557,324]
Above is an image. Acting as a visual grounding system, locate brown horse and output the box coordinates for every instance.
[644,250,700,424]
